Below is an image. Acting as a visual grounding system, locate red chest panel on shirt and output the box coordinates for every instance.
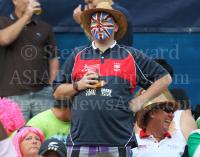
[72,51,136,92]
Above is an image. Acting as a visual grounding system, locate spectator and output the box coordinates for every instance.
[53,2,172,156]
[0,121,18,157]
[133,91,197,157]
[38,138,67,157]
[153,58,193,115]
[26,100,71,144]
[132,101,184,156]
[0,0,60,123]
[12,126,44,157]
[73,0,133,46]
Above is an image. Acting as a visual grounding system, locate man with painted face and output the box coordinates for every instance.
[73,0,133,46]
[53,2,172,157]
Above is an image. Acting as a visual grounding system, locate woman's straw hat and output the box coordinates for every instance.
[137,94,182,129]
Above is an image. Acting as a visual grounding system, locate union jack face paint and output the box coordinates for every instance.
[90,12,114,40]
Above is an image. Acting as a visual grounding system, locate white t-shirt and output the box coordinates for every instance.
[132,110,187,157]
[0,138,17,157]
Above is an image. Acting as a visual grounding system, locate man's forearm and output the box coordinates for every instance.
[54,83,78,100]
[0,14,29,46]
[130,74,172,112]
[54,71,99,100]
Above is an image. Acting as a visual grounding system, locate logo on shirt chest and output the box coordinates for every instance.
[81,64,100,72]
[101,88,112,97]
[36,33,41,36]
[86,89,97,96]
[168,144,179,150]
[137,145,147,150]
[114,63,121,71]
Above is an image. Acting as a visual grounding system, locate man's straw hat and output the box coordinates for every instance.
[80,2,127,41]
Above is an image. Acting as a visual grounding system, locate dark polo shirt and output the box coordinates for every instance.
[0,13,60,97]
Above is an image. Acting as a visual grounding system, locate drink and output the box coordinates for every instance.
[91,74,105,87]
[34,8,42,15]
[28,0,42,15]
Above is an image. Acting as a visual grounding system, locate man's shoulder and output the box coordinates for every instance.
[28,109,51,121]
[0,15,10,20]
[112,4,131,16]
[116,44,141,55]
[74,44,92,53]
[112,3,128,12]
[0,15,12,24]
[35,18,52,28]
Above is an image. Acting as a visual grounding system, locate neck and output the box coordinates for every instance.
[94,39,115,52]
[52,108,70,122]
[145,123,166,142]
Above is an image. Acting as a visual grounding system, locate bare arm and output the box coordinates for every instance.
[0,121,8,141]
[54,71,98,100]
[180,111,198,142]
[130,74,172,112]
[0,1,41,46]
[49,58,59,85]
[134,122,142,134]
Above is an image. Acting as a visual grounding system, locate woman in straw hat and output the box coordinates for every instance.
[131,89,197,157]
[53,2,172,157]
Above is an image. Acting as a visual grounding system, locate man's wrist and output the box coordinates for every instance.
[73,82,79,92]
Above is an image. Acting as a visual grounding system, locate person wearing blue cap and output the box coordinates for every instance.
[38,138,67,157]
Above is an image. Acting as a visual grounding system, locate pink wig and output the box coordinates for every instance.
[12,126,44,157]
[0,98,25,135]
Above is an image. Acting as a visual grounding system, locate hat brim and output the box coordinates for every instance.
[137,101,182,129]
[39,149,48,156]
[81,8,127,41]
[39,149,65,157]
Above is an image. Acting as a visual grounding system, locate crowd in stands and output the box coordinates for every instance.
[0,0,199,157]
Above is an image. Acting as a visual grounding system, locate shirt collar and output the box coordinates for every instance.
[140,129,150,138]
[140,129,172,138]
[92,40,117,50]
[10,13,37,24]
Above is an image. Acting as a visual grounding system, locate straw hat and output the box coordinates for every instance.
[80,2,127,41]
[137,100,182,129]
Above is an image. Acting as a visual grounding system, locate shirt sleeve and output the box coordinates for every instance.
[45,25,60,60]
[0,17,8,31]
[0,138,18,157]
[128,47,169,89]
[52,51,77,91]
[188,130,200,157]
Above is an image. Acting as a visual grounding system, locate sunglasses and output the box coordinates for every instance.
[153,107,174,114]
[17,126,31,133]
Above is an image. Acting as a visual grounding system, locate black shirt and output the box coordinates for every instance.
[0,13,60,97]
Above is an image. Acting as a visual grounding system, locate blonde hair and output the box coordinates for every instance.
[135,88,175,101]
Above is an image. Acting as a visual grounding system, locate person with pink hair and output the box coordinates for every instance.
[0,98,25,136]
[12,126,44,157]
